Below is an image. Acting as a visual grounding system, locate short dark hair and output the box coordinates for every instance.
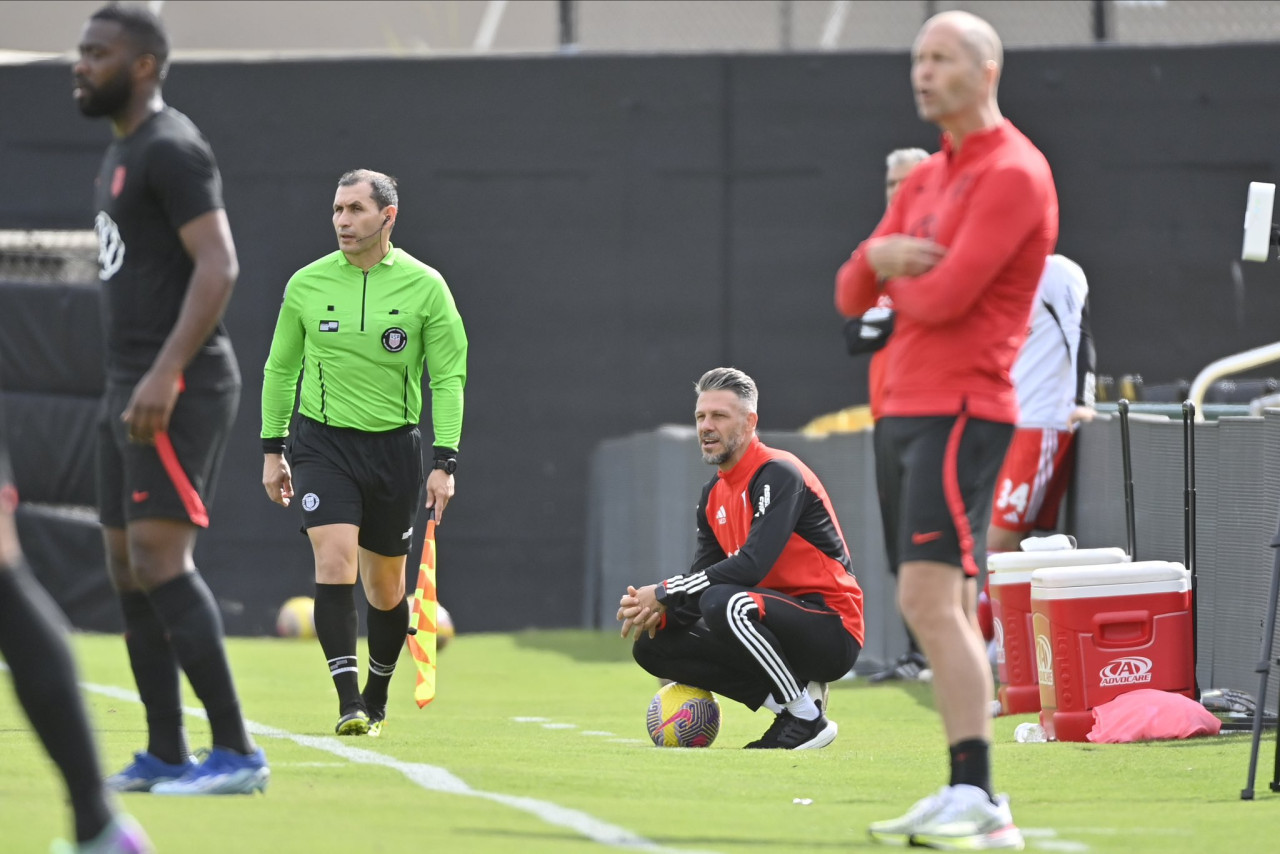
[90,4,170,79]
[338,169,399,210]
[695,367,758,413]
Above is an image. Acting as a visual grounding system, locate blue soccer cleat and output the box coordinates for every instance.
[104,752,197,793]
[150,746,269,796]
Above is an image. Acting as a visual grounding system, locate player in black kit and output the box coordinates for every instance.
[0,390,154,853]
[74,4,267,795]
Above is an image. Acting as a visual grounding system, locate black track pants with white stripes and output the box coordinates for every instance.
[632,585,860,710]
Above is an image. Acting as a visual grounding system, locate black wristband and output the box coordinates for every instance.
[263,438,286,455]
[432,446,457,462]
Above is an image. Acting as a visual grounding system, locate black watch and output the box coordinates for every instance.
[432,458,457,475]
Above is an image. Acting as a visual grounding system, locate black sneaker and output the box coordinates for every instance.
[868,652,929,683]
[744,710,838,750]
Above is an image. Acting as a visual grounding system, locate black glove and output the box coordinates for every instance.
[843,306,895,355]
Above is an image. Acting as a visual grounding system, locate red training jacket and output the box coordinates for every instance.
[835,119,1058,424]
[657,437,865,644]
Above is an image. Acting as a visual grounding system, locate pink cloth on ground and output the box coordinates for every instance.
[1086,688,1222,743]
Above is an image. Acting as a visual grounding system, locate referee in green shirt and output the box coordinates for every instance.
[261,169,467,736]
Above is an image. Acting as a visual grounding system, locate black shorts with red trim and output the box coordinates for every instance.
[874,414,1013,578]
[96,379,239,529]
[288,416,423,558]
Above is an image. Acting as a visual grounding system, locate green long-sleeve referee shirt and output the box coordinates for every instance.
[261,246,467,449]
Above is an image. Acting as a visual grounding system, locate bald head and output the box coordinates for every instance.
[911,10,1004,133]
[919,10,1003,73]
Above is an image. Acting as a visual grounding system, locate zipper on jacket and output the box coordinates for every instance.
[361,270,369,331]
[402,366,410,422]
[316,359,328,423]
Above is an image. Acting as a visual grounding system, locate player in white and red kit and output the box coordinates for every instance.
[988,254,1095,552]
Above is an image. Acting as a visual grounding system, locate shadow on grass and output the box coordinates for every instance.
[832,676,936,712]
[512,628,639,664]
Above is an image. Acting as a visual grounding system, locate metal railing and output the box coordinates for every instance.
[1188,343,1280,421]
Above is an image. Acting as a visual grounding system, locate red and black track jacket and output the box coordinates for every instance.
[656,437,865,644]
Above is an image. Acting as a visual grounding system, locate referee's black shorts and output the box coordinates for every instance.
[874,413,1013,579]
[288,415,423,557]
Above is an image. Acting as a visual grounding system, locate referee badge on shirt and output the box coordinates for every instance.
[382,327,407,353]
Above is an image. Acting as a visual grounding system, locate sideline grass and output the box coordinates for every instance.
[0,629,1275,852]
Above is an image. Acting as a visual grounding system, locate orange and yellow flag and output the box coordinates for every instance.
[406,512,439,708]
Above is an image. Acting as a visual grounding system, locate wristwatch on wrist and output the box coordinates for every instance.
[432,457,457,475]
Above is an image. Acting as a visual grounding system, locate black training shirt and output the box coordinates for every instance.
[92,107,237,387]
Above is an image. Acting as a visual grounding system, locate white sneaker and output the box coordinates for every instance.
[868,786,951,845]
[912,785,1024,850]
[869,784,1024,850]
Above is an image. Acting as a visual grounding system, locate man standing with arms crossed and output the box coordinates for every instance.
[836,11,1056,849]
[75,3,268,795]
[262,170,467,737]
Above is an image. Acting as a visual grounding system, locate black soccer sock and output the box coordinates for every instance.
[949,738,994,800]
[118,590,188,765]
[362,597,409,711]
[0,563,114,842]
[314,583,362,714]
[147,573,253,755]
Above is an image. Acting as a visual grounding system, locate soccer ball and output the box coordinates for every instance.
[405,599,457,650]
[437,603,456,651]
[646,683,721,747]
[276,596,315,639]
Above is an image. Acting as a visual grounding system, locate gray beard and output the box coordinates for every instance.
[700,435,739,466]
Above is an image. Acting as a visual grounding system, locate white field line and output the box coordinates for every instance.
[5,668,1103,853]
[1020,827,1090,851]
[511,716,629,741]
[78,681,715,854]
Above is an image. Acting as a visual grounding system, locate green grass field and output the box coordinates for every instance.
[1,629,1275,853]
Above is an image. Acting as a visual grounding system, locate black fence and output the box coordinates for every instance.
[1,43,1278,633]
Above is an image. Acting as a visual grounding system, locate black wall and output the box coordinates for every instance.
[2,45,1277,633]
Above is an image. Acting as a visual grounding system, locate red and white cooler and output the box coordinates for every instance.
[987,547,1129,715]
[1030,561,1194,742]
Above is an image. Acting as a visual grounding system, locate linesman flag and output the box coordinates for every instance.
[407,510,439,708]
